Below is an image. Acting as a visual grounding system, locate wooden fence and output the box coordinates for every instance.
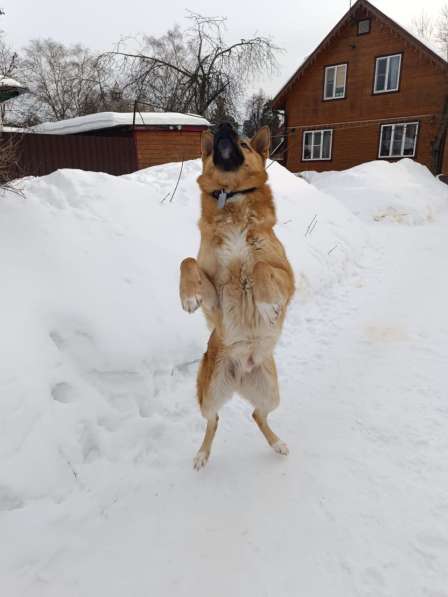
[3,132,137,179]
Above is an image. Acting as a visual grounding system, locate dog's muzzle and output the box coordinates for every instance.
[213,123,244,172]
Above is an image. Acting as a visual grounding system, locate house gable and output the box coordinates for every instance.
[284,13,448,125]
[273,0,448,110]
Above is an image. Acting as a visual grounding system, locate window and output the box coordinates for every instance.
[324,64,347,100]
[379,122,419,158]
[374,54,402,93]
[303,129,333,161]
[358,19,371,35]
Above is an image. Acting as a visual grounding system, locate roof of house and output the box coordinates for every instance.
[272,0,448,109]
[0,77,29,103]
[0,77,27,90]
[2,126,28,133]
[33,112,211,135]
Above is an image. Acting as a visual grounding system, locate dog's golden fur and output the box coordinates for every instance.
[179,126,295,469]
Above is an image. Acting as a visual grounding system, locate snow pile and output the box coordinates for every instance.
[0,160,364,506]
[303,159,448,224]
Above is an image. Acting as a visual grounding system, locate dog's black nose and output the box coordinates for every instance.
[213,122,244,171]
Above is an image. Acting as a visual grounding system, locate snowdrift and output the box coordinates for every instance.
[2,157,448,596]
[303,159,448,224]
[0,160,364,506]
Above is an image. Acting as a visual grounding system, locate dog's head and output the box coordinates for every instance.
[197,123,271,194]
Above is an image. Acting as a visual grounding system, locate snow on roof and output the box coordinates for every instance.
[33,112,211,135]
[0,77,27,89]
[2,125,28,133]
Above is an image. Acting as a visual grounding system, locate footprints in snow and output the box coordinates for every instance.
[47,325,197,466]
[51,382,76,404]
[0,485,24,512]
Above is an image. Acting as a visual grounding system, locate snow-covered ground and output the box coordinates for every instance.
[302,159,448,224]
[1,158,447,596]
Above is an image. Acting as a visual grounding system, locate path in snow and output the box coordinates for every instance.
[3,217,448,597]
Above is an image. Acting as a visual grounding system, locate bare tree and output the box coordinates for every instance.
[18,39,112,121]
[0,133,18,175]
[243,90,268,137]
[243,90,282,145]
[0,33,18,77]
[102,13,279,119]
[436,4,448,60]
[412,5,448,60]
[0,33,22,125]
[412,11,435,42]
[0,11,24,190]
[208,94,239,128]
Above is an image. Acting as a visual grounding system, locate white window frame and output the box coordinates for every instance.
[324,64,348,100]
[378,122,419,159]
[302,129,333,162]
[374,53,402,94]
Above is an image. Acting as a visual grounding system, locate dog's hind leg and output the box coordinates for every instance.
[252,410,289,456]
[193,414,219,471]
[193,332,233,470]
[239,356,289,456]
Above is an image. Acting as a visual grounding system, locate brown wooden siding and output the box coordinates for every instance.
[442,134,448,175]
[6,132,137,178]
[133,129,203,169]
[287,120,440,173]
[4,126,207,179]
[282,9,448,173]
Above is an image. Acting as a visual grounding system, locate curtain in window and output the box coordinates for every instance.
[387,55,401,91]
[376,58,387,92]
[392,125,404,155]
[380,126,392,157]
[326,68,335,99]
[403,124,418,156]
[303,132,312,160]
[312,132,322,159]
[322,131,332,159]
[335,67,346,97]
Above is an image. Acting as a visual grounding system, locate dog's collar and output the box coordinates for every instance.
[211,187,258,209]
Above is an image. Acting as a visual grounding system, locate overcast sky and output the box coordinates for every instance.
[4,0,446,101]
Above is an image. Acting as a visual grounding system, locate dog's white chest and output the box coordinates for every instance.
[216,226,250,268]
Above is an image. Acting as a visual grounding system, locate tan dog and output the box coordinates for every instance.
[180,123,295,470]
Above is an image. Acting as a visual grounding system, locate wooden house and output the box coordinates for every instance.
[272,0,448,175]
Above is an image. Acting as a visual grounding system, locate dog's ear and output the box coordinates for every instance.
[251,126,271,159]
[201,130,214,158]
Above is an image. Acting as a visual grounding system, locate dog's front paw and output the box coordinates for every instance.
[180,258,203,314]
[257,302,281,325]
[181,292,202,313]
[193,450,209,470]
[272,440,289,456]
